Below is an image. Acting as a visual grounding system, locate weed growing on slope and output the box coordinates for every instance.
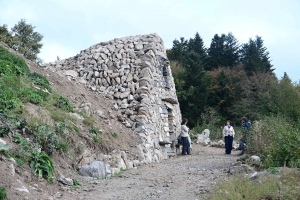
[30,150,55,182]
[0,187,6,200]
[55,96,74,112]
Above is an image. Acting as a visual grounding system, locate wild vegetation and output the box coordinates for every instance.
[0,44,104,186]
[0,19,43,63]
[208,169,300,200]
[169,32,300,198]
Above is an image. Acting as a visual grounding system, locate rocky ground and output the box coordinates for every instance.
[59,145,242,200]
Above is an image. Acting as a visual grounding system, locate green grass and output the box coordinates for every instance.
[93,135,102,143]
[0,46,30,75]
[0,187,7,200]
[208,169,300,200]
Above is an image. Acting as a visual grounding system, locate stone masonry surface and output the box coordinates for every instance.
[42,33,182,164]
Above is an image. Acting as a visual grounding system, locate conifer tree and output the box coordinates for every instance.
[207,33,240,70]
[240,36,273,74]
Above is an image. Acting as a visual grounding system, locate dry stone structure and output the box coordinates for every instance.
[42,33,181,163]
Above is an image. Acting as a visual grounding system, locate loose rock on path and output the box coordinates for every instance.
[61,145,241,200]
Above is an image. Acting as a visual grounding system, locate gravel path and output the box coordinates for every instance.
[60,145,241,200]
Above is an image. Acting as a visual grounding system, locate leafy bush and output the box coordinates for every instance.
[30,150,55,182]
[9,134,32,165]
[55,123,67,138]
[0,187,6,200]
[28,72,52,92]
[33,124,57,156]
[55,96,73,112]
[0,46,30,76]
[55,140,69,154]
[73,178,81,186]
[0,124,10,137]
[249,116,300,168]
[191,107,224,140]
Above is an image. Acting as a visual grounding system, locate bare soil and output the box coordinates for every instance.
[60,145,241,200]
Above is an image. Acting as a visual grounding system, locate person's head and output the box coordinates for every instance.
[227,120,231,125]
[181,118,188,125]
[241,117,248,123]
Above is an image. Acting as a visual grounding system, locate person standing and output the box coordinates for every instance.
[239,117,251,155]
[181,118,191,155]
[223,120,235,154]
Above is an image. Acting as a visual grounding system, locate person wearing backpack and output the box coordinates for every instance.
[223,120,235,154]
[238,117,251,155]
[181,118,191,155]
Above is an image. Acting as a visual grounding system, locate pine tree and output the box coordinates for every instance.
[177,51,210,127]
[240,36,273,74]
[168,37,188,62]
[207,33,240,70]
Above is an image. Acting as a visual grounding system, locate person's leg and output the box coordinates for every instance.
[182,137,187,155]
[228,136,233,154]
[224,136,229,154]
[187,139,191,155]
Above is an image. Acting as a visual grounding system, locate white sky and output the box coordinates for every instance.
[1,0,300,81]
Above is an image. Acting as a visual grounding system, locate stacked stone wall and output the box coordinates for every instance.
[43,33,181,163]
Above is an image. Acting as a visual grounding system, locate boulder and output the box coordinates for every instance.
[211,140,225,148]
[250,155,261,166]
[59,176,74,186]
[65,70,78,77]
[228,163,254,175]
[79,161,110,179]
[196,129,210,145]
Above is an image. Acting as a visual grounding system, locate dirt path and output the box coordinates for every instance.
[60,145,241,200]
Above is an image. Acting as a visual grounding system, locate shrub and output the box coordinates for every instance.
[55,140,69,154]
[55,96,73,112]
[55,123,67,138]
[73,178,81,186]
[249,116,300,168]
[28,72,52,92]
[0,46,30,76]
[0,124,10,137]
[0,187,6,200]
[30,150,55,182]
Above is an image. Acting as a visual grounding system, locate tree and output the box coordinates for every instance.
[177,51,210,127]
[0,24,16,47]
[207,33,240,70]
[167,37,188,62]
[10,19,43,61]
[240,36,273,74]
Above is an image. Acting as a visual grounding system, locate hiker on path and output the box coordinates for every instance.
[181,118,191,155]
[223,120,235,154]
[238,117,251,155]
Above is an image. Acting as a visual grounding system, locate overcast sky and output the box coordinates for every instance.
[1,0,299,81]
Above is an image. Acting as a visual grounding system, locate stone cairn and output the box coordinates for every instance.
[42,33,182,163]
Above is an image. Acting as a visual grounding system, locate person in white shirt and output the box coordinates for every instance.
[181,118,191,155]
[222,120,235,154]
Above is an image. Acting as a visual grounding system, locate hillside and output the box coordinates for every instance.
[0,41,141,199]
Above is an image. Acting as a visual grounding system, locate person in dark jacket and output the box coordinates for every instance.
[180,118,191,155]
[239,117,251,155]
